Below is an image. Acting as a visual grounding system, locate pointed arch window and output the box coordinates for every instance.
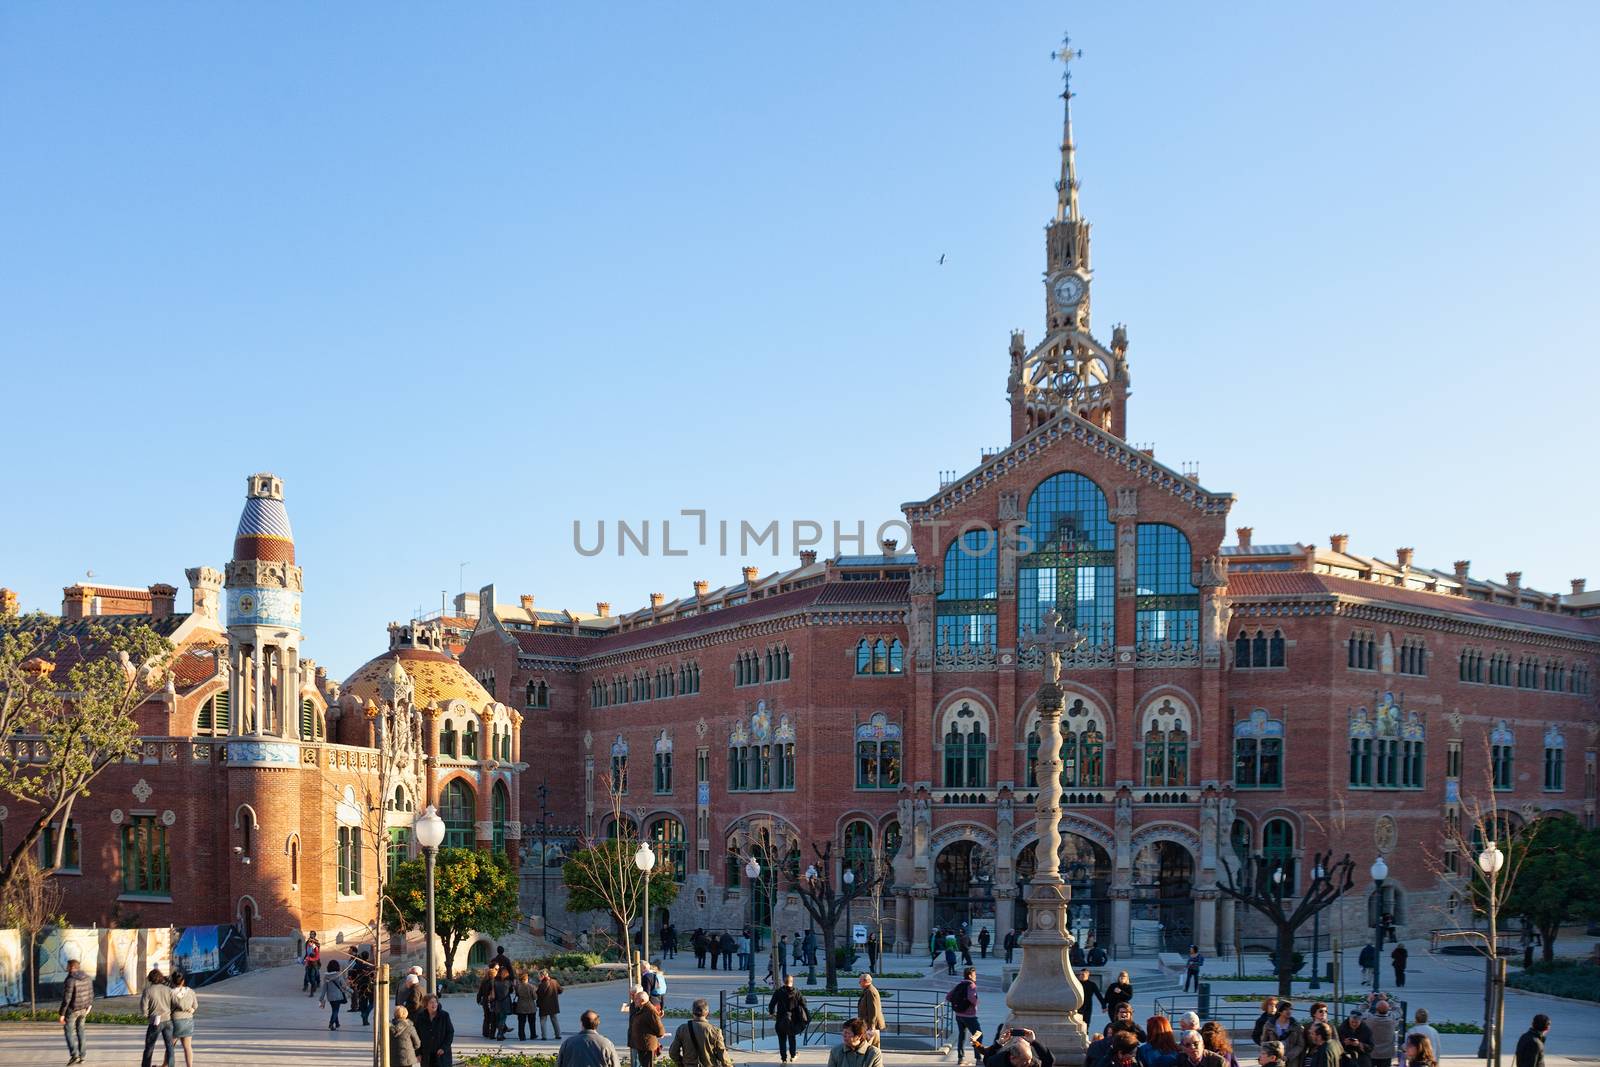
[942,704,989,788]
[843,821,874,882]
[610,737,629,794]
[1491,721,1515,790]
[654,732,673,794]
[1263,818,1296,892]
[1142,702,1189,787]
[1544,725,1566,792]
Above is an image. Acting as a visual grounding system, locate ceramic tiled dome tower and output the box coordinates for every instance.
[224,473,305,738]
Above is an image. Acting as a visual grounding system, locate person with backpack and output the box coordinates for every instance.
[170,971,199,1067]
[320,960,350,1030]
[769,974,810,1063]
[949,966,981,1066]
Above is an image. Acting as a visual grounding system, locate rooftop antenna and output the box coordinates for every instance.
[459,561,470,599]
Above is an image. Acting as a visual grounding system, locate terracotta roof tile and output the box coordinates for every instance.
[812,580,910,605]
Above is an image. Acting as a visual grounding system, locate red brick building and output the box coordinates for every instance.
[1,474,521,964]
[459,67,1600,956]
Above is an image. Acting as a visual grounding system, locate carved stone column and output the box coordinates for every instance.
[1004,676,1088,1063]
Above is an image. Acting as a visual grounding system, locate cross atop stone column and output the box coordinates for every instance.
[1006,608,1090,1063]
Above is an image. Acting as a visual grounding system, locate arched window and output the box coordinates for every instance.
[1234,710,1285,788]
[842,821,874,881]
[1016,473,1115,646]
[938,531,999,649]
[942,703,988,789]
[288,834,301,886]
[440,718,458,758]
[526,680,549,708]
[727,706,796,792]
[855,639,872,674]
[1079,719,1105,787]
[1544,725,1566,792]
[1263,819,1296,892]
[1025,726,1042,788]
[467,941,490,969]
[39,818,81,872]
[610,737,629,794]
[463,722,479,759]
[441,779,476,849]
[235,806,256,859]
[649,817,688,883]
[300,697,316,741]
[654,731,673,794]
[1135,524,1199,648]
[855,714,902,789]
[1142,700,1189,787]
[1491,721,1515,790]
[492,781,511,854]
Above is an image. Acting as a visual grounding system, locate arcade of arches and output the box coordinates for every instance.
[906,810,1228,956]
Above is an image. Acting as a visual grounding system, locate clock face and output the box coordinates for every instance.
[1053,274,1086,307]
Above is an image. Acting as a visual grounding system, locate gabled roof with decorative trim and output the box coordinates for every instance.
[902,410,1233,521]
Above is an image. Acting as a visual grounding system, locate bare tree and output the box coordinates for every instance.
[1217,849,1355,996]
[789,841,878,992]
[1,852,64,1017]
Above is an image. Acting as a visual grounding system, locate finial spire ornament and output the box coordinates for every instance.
[1052,32,1083,223]
[1023,607,1087,685]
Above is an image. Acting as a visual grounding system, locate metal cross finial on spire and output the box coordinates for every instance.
[1022,607,1086,685]
[1051,32,1083,223]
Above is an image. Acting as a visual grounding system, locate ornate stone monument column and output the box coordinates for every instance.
[1005,609,1089,1064]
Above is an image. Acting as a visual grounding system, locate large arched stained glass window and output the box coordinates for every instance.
[937,531,998,649]
[1135,524,1199,648]
[1017,473,1116,647]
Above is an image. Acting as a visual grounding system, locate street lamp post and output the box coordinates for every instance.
[413,806,446,998]
[635,841,657,986]
[537,783,551,930]
[842,867,856,968]
[804,864,819,987]
[1310,862,1326,990]
[1478,842,1506,1067]
[1369,856,1389,997]
[745,857,761,1004]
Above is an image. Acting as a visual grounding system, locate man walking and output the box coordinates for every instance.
[671,999,732,1067]
[538,968,565,1040]
[1003,928,1016,965]
[1077,968,1104,1035]
[559,1010,622,1067]
[139,969,176,1067]
[58,955,93,1065]
[1515,1014,1550,1067]
[1391,944,1408,988]
[948,966,981,1066]
[302,932,322,995]
[857,973,885,1045]
[978,927,991,959]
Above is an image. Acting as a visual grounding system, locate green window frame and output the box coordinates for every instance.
[120,815,170,897]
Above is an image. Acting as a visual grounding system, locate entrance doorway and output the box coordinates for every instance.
[934,841,996,934]
[1014,835,1113,950]
[1132,841,1194,952]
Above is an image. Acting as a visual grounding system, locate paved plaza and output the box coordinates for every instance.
[8,940,1600,1066]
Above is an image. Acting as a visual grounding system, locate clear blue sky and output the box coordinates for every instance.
[3,3,1597,678]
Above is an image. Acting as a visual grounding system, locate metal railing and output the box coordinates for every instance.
[719,986,951,1051]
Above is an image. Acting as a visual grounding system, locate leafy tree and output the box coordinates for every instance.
[0,613,170,896]
[386,847,519,976]
[1500,816,1600,962]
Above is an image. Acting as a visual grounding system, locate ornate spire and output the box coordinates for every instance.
[1052,32,1082,223]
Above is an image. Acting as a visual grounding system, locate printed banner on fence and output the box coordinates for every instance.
[105,928,140,996]
[0,930,20,1006]
[174,924,247,987]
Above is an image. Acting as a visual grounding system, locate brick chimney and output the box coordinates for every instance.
[649,592,664,609]
[1236,527,1253,550]
[148,583,178,620]
[1506,572,1522,590]
[62,585,95,620]
[1396,547,1414,569]
[595,601,611,618]
[1453,560,1470,582]
[1573,579,1587,596]
[799,550,818,566]
[881,538,898,556]
[519,594,536,612]
[1329,534,1350,554]
[0,588,17,616]
[742,566,759,585]
[693,580,709,598]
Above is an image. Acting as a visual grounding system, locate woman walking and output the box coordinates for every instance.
[392,1005,423,1067]
[170,972,199,1067]
[491,964,515,1040]
[320,960,350,1030]
[417,995,455,1067]
[513,970,539,1041]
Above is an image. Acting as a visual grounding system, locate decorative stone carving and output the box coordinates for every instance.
[935,643,998,672]
[1374,814,1397,855]
[1117,527,1136,597]
[583,730,593,751]
[161,810,176,827]
[110,809,124,824]
[998,491,1022,522]
[1113,788,1134,869]
[475,820,495,839]
[910,566,937,597]
[132,779,153,804]
[1112,487,1138,519]
[1448,710,1464,734]
[695,717,708,738]
[1200,791,1219,871]
[911,602,934,671]
[1197,555,1228,589]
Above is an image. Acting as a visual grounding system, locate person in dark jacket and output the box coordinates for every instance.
[476,967,497,1038]
[978,927,992,958]
[1303,1023,1339,1067]
[692,928,708,969]
[1252,998,1280,1047]
[537,969,565,1039]
[1078,969,1104,1034]
[1514,1015,1550,1067]
[392,1005,423,1067]
[1337,1011,1375,1067]
[514,970,539,1041]
[979,1028,1056,1067]
[491,965,515,1040]
[1358,944,1377,985]
[768,974,810,1063]
[58,956,94,1065]
[718,932,737,971]
[417,995,456,1067]
[1183,945,1205,993]
[1103,972,1134,1015]
[1003,928,1017,964]
[627,986,666,1067]
[1391,945,1408,988]
[948,966,982,1066]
